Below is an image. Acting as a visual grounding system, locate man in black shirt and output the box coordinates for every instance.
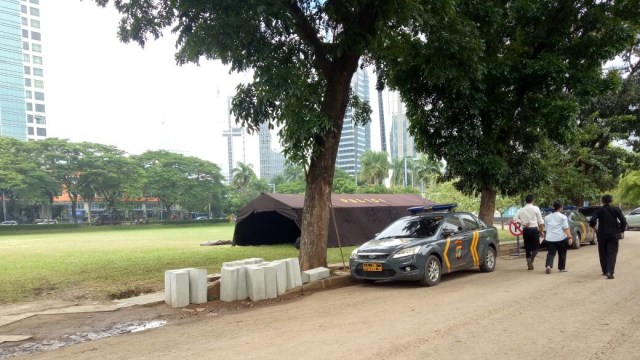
[589,194,627,279]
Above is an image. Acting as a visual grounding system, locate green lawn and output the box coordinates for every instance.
[0,224,356,304]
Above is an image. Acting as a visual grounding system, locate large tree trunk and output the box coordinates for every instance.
[299,67,358,271]
[479,186,497,226]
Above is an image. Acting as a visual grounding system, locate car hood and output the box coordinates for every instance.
[357,236,433,252]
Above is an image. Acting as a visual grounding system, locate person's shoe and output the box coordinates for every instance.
[606,273,614,279]
[559,269,568,273]
[545,266,551,274]
[527,258,534,270]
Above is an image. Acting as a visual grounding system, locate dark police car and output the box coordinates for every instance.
[542,206,597,249]
[349,204,499,286]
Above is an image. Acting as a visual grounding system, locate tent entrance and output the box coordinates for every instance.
[234,211,300,246]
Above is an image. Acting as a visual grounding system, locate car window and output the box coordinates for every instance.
[376,216,444,239]
[630,208,640,215]
[441,216,464,235]
[572,212,587,222]
[459,213,480,231]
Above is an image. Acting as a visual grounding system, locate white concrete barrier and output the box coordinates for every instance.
[246,265,267,301]
[169,270,190,308]
[236,265,248,300]
[284,258,303,289]
[260,263,278,299]
[220,266,239,302]
[302,267,331,283]
[187,268,208,304]
[272,260,288,295]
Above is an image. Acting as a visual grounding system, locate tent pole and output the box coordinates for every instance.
[330,203,346,269]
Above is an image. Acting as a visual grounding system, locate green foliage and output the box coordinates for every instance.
[618,171,640,207]
[359,150,389,185]
[376,0,640,222]
[135,150,225,215]
[428,180,480,213]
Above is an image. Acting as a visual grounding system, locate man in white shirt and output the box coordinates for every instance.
[543,201,573,273]
[513,194,544,270]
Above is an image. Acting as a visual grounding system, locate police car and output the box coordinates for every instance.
[349,204,500,286]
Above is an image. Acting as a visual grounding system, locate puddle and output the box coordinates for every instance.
[0,320,167,359]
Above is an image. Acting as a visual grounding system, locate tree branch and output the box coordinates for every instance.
[284,1,332,76]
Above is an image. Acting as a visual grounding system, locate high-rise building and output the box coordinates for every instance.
[389,92,416,160]
[336,67,371,177]
[0,0,46,140]
[258,127,285,182]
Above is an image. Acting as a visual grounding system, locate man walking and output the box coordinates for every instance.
[589,194,626,279]
[513,195,545,270]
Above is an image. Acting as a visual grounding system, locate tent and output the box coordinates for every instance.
[232,193,433,247]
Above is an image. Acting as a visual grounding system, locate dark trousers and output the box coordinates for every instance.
[545,239,568,270]
[523,227,540,261]
[598,234,619,275]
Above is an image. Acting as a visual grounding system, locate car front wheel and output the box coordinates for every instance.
[479,246,496,272]
[571,233,581,249]
[419,255,441,287]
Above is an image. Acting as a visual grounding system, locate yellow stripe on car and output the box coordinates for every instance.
[471,231,479,266]
[444,237,451,272]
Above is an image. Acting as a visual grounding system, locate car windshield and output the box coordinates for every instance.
[376,216,444,239]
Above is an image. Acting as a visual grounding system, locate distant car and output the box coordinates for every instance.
[195,216,209,220]
[625,207,640,230]
[0,220,17,226]
[542,206,597,248]
[36,219,58,225]
[93,214,122,226]
[349,204,499,287]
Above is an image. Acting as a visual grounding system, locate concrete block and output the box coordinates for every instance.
[164,270,173,305]
[236,265,248,300]
[302,267,330,283]
[284,258,302,289]
[170,270,190,308]
[243,258,264,265]
[187,268,208,304]
[260,263,278,299]
[245,265,266,301]
[222,260,240,268]
[272,260,288,296]
[220,266,239,302]
[207,280,220,300]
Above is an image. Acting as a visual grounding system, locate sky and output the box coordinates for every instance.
[40,1,390,178]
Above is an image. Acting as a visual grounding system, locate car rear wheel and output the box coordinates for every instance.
[571,233,581,249]
[479,246,496,272]
[419,255,441,287]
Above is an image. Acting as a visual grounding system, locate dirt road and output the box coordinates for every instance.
[18,232,640,360]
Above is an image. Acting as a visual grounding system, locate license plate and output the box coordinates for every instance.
[363,263,382,272]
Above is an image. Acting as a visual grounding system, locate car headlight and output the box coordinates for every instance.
[350,248,359,259]
[392,246,421,258]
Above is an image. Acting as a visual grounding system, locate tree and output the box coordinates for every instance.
[389,157,405,187]
[136,150,225,217]
[413,154,443,194]
[358,150,389,185]
[93,0,414,270]
[377,0,640,225]
[617,171,640,206]
[231,162,258,193]
[81,144,144,214]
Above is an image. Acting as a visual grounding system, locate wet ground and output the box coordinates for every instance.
[0,320,166,359]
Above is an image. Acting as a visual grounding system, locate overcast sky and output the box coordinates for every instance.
[40,1,388,178]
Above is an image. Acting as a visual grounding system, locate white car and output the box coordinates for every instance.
[0,220,18,225]
[625,208,640,230]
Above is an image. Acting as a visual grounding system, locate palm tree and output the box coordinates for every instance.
[359,151,389,185]
[390,157,405,187]
[232,162,257,192]
[413,154,443,192]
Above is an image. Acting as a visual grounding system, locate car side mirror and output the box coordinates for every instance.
[441,228,455,237]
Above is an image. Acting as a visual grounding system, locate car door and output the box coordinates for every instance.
[571,211,593,243]
[459,213,482,268]
[440,215,466,273]
[626,208,640,229]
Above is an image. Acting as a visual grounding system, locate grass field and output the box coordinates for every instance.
[0,224,356,305]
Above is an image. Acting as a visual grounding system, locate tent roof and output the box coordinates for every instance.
[234,193,434,247]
